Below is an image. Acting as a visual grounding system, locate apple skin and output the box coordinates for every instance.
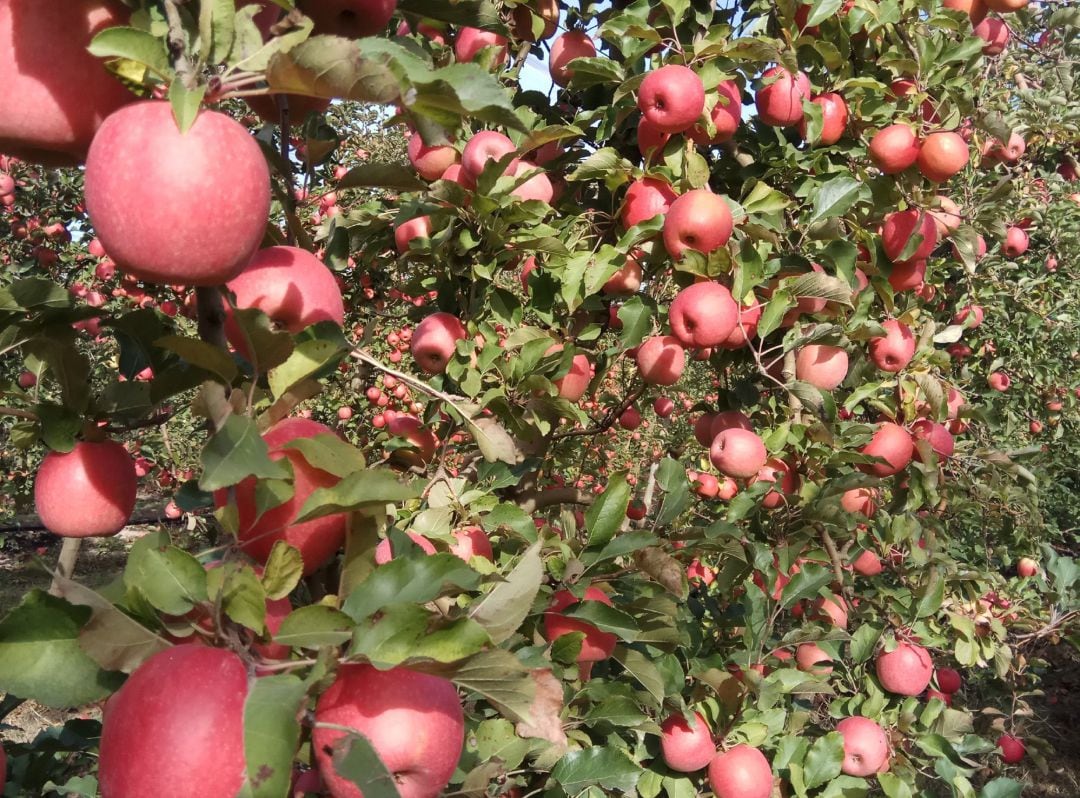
[214,417,347,576]
[98,645,248,798]
[511,0,559,41]
[943,0,988,22]
[301,0,397,38]
[997,734,1025,764]
[836,716,889,777]
[549,31,596,87]
[751,457,799,509]
[603,254,643,295]
[936,667,963,694]
[989,132,1025,163]
[796,643,834,674]
[800,92,848,146]
[449,526,494,562]
[35,439,136,538]
[952,304,984,328]
[690,80,742,145]
[638,64,706,134]
[0,0,135,166]
[374,530,437,564]
[543,586,618,663]
[869,125,920,174]
[225,246,345,349]
[795,344,849,390]
[852,549,884,576]
[653,396,675,417]
[507,160,554,203]
[313,664,465,798]
[546,344,592,401]
[663,190,734,260]
[385,413,438,467]
[876,642,933,695]
[718,300,762,349]
[411,312,467,374]
[710,428,767,479]
[910,419,955,459]
[621,177,678,229]
[395,215,433,253]
[1003,225,1029,257]
[454,27,508,65]
[888,258,927,292]
[461,130,516,181]
[859,422,914,477]
[660,712,715,773]
[1017,557,1039,578]
[408,132,460,181]
[974,17,1009,54]
[868,319,916,373]
[668,282,739,348]
[808,593,848,628]
[988,371,1011,392]
[930,195,963,236]
[707,744,773,798]
[85,101,271,286]
[882,209,939,265]
[638,116,671,161]
[635,335,686,385]
[917,131,969,182]
[755,66,810,128]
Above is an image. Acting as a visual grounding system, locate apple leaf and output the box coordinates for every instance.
[584,471,630,549]
[470,542,543,644]
[123,530,209,615]
[199,415,292,491]
[242,674,307,798]
[294,468,422,523]
[327,733,402,798]
[274,605,354,649]
[349,604,491,667]
[341,553,481,621]
[550,746,643,793]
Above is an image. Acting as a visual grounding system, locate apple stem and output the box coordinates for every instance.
[163,0,197,90]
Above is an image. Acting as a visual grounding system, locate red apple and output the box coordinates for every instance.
[917,131,969,182]
[385,413,438,466]
[852,549,884,576]
[751,457,799,509]
[796,643,834,674]
[690,80,742,144]
[549,31,595,87]
[882,209,938,265]
[35,439,136,538]
[930,195,963,236]
[85,101,270,286]
[662,190,734,260]
[910,419,955,459]
[755,66,810,128]
[302,0,397,38]
[635,335,686,385]
[638,64,706,134]
[836,716,889,776]
[1017,557,1038,578]
[660,711,715,773]
[868,319,915,373]
[461,130,516,181]
[710,410,754,438]
[869,125,920,174]
[707,744,773,798]
[621,177,678,229]
[543,586,618,662]
[669,281,739,348]
[603,255,643,295]
[411,312,467,374]
[974,17,1009,54]
[997,734,1025,764]
[408,132,460,181]
[546,344,592,401]
[936,667,963,694]
[455,27,508,65]
[638,116,671,161]
[653,396,675,417]
[507,160,554,203]
[395,215,433,253]
[988,371,1010,391]
[710,428,767,479]
[800,92,848,146]
[859,422,914,477]
[1003,225,1028,257]
[876,642,933,695]
[449,526,494,562]
[374,531,437,564]
[795,344,849,390]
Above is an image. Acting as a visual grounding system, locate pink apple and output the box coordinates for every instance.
[662,190,734,260]
[621,177,678,229]
[411,312,467,374]
[836,716,889,776]
[449,526,494,562]
[707,745,773,798]
[395,215,433,253]
[876,642,933,695]
[755,66,810,128]
[638,64,706,134]
[868,319,915,373]
[461,130,516,181]
[796,643,834,674]
[635,335,686,385]
[549,31,596,87]
[795,344,849,390]
[408,132,460,181]
[543,586,618,662]
[859,422,914,477]
[668,282,739,348]
[690,80,742,144]
[302,0,398,38]
[710,428,767,479]
[375,531,437,564]
[660,711,715,773]
[35,439,136,538]
[882,209,938,265]
[455,27,508,65]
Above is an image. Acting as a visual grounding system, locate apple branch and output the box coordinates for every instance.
[163,0,196,90]
[550,383,645,441]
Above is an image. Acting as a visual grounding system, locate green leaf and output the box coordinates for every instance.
[274,605,354,649]
[281,434,366,478]
[398,0,503,28]
[261,541,304,600]
[0,591,124,708]
[786,272,855,306]
[268,338,347,398]
[24,330,91,413]
[618,297,652,349]
[327,733,403,798]
[450,649,537,724]
[567,601,639,640]
[743,180,791,215]
[807,0,845,26]
[211,563,269,633]
[804,732,844,789]
[200,415,291,491]
[155,335,238,384]
[612,647,665,705]
[805,176,866,227]
[470,542,543,644]
[978,778,1023,798]
[337,163,425,191]
[585,472,631,549]
[350,604,491,666]
[914,567,945,619]
[342,553,481,621]
[200,0,237,65]
[231,308,294,373]
[123,530,209,615]
[242,673,306,798]
[756,290,795,339]
[169,79,208,134]
[88,26,171,78]
[779,564,833,608]
[850,623,882,664]
[551,746,642,793]
[878,772,914,798]
[295,469,421,523]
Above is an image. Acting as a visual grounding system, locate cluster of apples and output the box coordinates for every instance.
[943,0,1030,55]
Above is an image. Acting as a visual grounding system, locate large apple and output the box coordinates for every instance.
[85,101,270,286]
[660,711,715,773]
[454,27,508,64]
[411,312,467,374]
[755,66,810,127]
[313,664,464,798]
[546,344,592,401]
[663,190,734,260]
[876,642,933,695]
[800,92,848,146]
[796,643,834,675]
[910,419,955,459]
[0,0,134,165]
[461,130,516,181]
[868,319,915,373]
[621,177,678,229]
[638,65,706,134]
[408,132,460,181]
[300,0,397,38]
[35,439,136,538]
[836,716,889,776]
[549,31,596,87]
[882,209,938,265]
[707,745,773,798]
[690,80,742,144]
[214,417,347,575]
[395,215,433,253]
[859,422,914,477]
[635,335,686,385]
[869,124,920,174]
[668,282,739,348]
[98,645,248,798]
[795,344,849,390]
[449,526,494,562]
[917,131,969,182]
[710,428,767,479]
[543,586,618,662]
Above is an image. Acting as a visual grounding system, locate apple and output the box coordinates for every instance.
[707,744,773,798]
[800,92,848,146]
[1003,225,1029,257]
[917,131,969,182]
[663,190,734,260]
[692,472,720,498]
[997,734,1025,764]
[751,458,799,509]
[988,132,1026,163]
[841,487,878,517]
[549,31,596,87]
[836,717,889,776]
[888,259,927,292]
[852,549,884,576]
[214,417,347,576]
[449,526,494,562]
[408,132,460,181]
[395,215,433,253]
[385,413,438,467]
[668,282,739,348]
[943,0,988,22]
[876,642,933,695]
[653,396,675,417]
[99,645,248,798]
[301,0,397,38]
[869,125,920,174]
[710,410,754,438]
[621,177,678,229]
[546,344,592,401]
[603,255,643,295]
[1017,557,1039,577]
[974,17,1009,54]
[511,0,559,41]
[859,422,914,477]
[930,195,963,236]
[374,530,437,564]
[690,80,742,145]
[988,371,1011,391]
[638,64,706,134]
[710,428,767,479]
[807,593,848,627]
[882,209,938,265]
[455,27,508,65]
[796,643,834,674]
[411,312,467,374]
[935,667,963,694]
[543,586,618,662]
[718,300,762,349]
[868,319,915,373]
[225,247,345,348]
[461,130,516,181]
[795,344,849,390]
[507,160,554,203]
[755,66,810,128]
[660,712,715,772]
[635,335,686,385]
[952,304,984,328]
[638,116,671,161]
[85,101,270,286]
[910,419,955,459]
[35,439,136,538]
[313,664,464,798]
[0,0,135,166]
[618,406,642,430]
